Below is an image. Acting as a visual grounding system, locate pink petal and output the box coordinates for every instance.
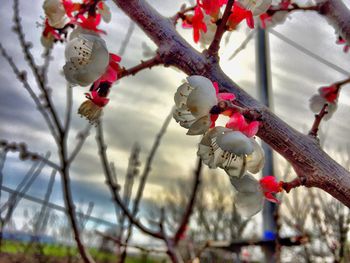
[242,121,259,137]
[217,92,235,101]
[264,192,280,204]
[226,112,245,131]
[110,53,121,63]
[213,82,219,94]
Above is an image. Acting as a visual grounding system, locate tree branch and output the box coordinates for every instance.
[119,55,163,79]
[207,0,234,56]
[112,0,350,207]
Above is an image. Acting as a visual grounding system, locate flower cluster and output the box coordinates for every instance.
[309,84,339,120]
[173,76,281,216]
[181,0,272,44]
[41,0,121,124]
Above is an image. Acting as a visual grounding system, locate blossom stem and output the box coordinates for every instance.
[281,177,306,193]
[308,104,328,138]
[207,0,235,57]
[171,5,196,25]
[119,55,162,78]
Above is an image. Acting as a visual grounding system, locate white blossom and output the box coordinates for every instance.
[173,76,217,135]
[197,127,265,178]
[230,173,264,217]
[309,94,337,120]
[63,34,109,86]
[239,0,272,16]
[43,0,67,29]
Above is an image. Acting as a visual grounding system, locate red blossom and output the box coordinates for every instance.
[92,53,121,89]
[227,3,254,30]
[319,84,339,103]
[259,176,283,203]
[76,14,106,34]
[42,19,62,40]
[191,6,207,43]
[259,13,271,29]
[280,0,292,10]
[226,112,260,137]
[197,0,227,18]
[62,0,80,18]
[85,91,109,107]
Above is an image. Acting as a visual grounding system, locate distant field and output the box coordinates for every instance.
[0,241,163,263]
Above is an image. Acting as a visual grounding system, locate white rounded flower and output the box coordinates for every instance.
[239,0,272,16]
[63,34,109,86]
[230,173,264,217]
[197,127,265,178]
[43,0,67,29]
[173,76,217,135]
[309,95,337,121]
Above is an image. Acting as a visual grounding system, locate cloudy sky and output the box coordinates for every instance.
[0,0,350,244]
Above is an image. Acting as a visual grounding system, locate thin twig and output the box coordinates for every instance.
[13,0,63,134]
[0,141,60,170]
[281,177,306,193]
[119,55,163,78]
[308,104,328,137]
[171,5,196,25]
[95,231,166,254]
[120,109,173,261]
[67,125,91,164]
[96,121,163,240]
[174,158,202,244]
[207,0,235,56]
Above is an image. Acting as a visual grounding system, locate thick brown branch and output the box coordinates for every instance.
[112,0,350,208]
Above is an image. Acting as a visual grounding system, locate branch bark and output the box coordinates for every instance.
[112,0,350,207]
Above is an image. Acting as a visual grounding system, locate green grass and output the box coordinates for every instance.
[0,240,162,262]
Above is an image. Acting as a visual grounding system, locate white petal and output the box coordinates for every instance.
[239,0,271,16]
[229,173,260,193]
[187,75,215,92]
[309,95,337,121]
[187,86,217,117]
[246,139,265,174]
[64,34,109,86]
[309,94,326,113]
[43,0,67,29]
[173,108,196,128]
[216,131,254,155]
[174,83,194,109]
[187,115,212,135]
[252,0,272,16]
[235,190,264,217]
[221,154,247,178]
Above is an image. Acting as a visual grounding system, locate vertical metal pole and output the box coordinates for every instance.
[256,27,277,263]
